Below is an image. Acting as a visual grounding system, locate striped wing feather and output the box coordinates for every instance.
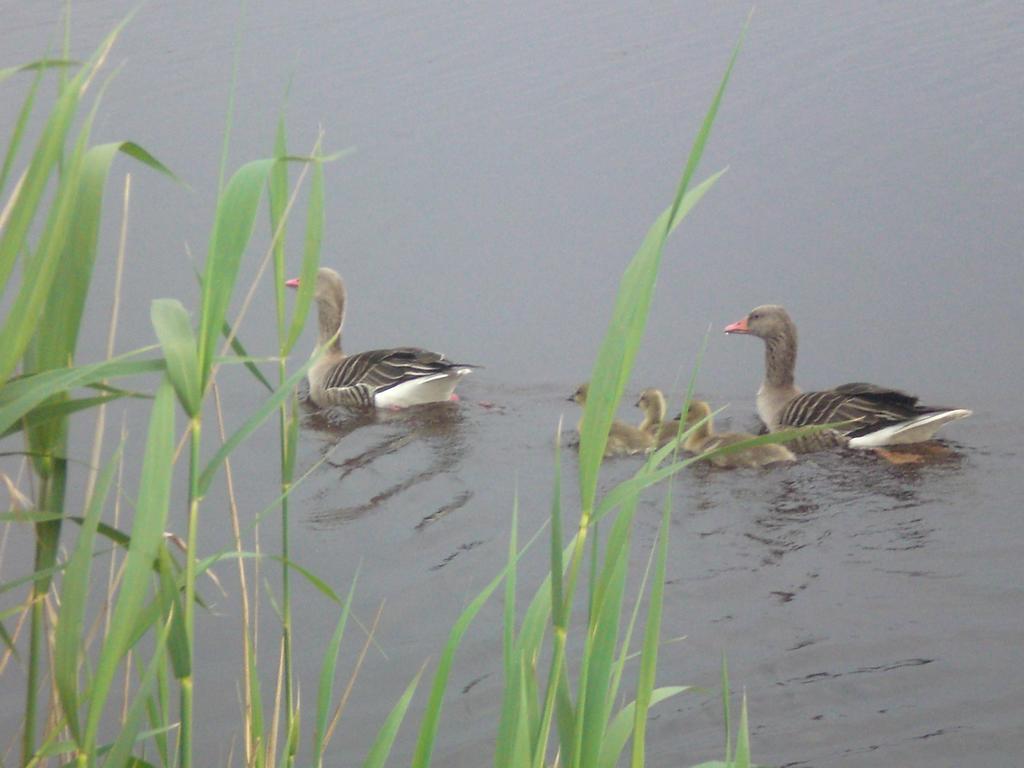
[319,347,463,407]
[780,384,943,438]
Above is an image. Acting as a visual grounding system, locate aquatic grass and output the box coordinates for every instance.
[477,19,755,768]
[0,9,769,768]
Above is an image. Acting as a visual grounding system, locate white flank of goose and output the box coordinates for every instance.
[288,267,473,409]
[724,304,971,451]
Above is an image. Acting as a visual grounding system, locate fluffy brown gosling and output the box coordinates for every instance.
[683,399,796,468]
[570,383,655,457]
[635,388,683,448]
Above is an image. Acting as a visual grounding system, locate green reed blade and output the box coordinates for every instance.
[284,156,325,353]
[0,59,76,85]
[156,547,190,679]
[0,355,164,435]
[597,687,687,768]
[0,62,82,301]
[246,631,265,768]
[721,654,731,763]
[102,614,173,768]
[53,442,122,744]
[494,497,519,768]
[41,141,174,369]
[593,456,696,526]
[83,379,175,757]
[630,501,671,768]
[410,562,513,768]
[196,351,318,496]
[312,571,358,768]
[578,496,640,768]
[509,658,532,768]
[222,321,275,391]
[0,60,75,197]
[0,20,132,378]
[151,299,202,416]
[734,693,751,768]
[0,393,124,439]
[577,521,629,768]
[577,7,740,510]
[361,667,423,768]
[606,526,658,731]
[197,157,275,386]
[269,115,289,338]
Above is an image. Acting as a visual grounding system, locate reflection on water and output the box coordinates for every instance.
[298,394,472,527]
[678,441,970,572]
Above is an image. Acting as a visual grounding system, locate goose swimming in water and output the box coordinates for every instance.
[288,267,473,409]
[724,304,971,452]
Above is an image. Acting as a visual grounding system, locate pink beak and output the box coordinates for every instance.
[723,316,750,334]
[285,277,300,288]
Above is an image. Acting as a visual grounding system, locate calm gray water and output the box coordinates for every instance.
[2,2,1023,766]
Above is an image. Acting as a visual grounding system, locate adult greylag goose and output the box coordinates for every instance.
[635,388,682,448]
[288,267,473,409]
[724,304,971,452]
[682,399,796,468]
[570,383,655,457]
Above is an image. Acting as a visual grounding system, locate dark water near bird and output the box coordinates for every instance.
[2,2,1023,766]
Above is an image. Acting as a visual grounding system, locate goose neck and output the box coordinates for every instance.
[317,292,345,352]
[764,333,796,389]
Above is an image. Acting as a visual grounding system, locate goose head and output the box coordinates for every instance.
[635,387,666,420]
[682,399,714,442]
[724,304,795,344]
[569,382,589,405]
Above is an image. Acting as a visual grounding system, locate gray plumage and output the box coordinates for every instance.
[293,267,472,409]
[724,304,971,451]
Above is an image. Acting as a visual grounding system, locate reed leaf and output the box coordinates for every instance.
[156,547,190,678]
[102,614,174,768]
[312,572,358,768]
[597,687,687,768]
[361,667,424,768]
[83,379,175,757]
[196,157,276,386]
[284,155,325,352]
[734,693,751,768]
[494,498,520,768]
[0,60,74,199]
[0,20,132,381]
[410,563,512,768]
[576,16,739,510]
[40,141,174,374]
[0,393,126,438]
[196,350,319,496]
[0,355,163,436]
[51,442,122,743]
[0,59,76,85]
[269,116,289,339]
[151,299,202,416]
[630,500,671,768]
[509,659,532,768]
[576,169,722,514]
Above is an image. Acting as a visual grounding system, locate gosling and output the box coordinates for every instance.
[682,399,796,469]
[569,383,655,457]
[636,387,683,448]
